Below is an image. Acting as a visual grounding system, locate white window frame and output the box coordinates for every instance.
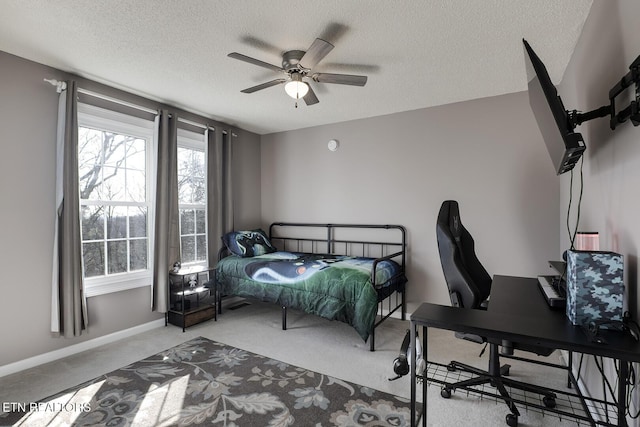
[78,104,156,297]
[177,128,208,268]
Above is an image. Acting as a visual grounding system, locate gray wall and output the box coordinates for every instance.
[231,128,262,228]
[558,1,640,421]
[0,52,262,367]
[260,91,560,308]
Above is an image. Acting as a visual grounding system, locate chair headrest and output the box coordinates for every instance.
[438,200,462,242]
[448,202,462,242]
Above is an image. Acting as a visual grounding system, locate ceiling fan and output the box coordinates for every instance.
[228,37,368,106]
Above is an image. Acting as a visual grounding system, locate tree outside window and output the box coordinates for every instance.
[79,127,150,277]
[77,105,154,296]
[177,132,207,265]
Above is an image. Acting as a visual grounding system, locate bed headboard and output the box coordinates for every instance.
[268,222,407,269]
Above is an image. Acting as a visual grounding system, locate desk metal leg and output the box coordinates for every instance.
[568,351,573,388]
[422,325,427,427]
[410,322,427,427]
[618,360,628,427]
[410,322,417,427]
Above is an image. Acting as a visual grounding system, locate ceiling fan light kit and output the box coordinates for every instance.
[284,73,309,99]
[228,37,368,106]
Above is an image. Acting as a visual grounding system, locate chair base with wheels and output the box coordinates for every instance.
[439,343,556,426]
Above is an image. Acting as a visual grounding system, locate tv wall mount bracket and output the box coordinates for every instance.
[567,54,640,131]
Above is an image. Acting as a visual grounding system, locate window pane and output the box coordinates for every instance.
[126,169,146,202]
[193,151,205,178]
[102,132,127,167]
[107,206,127,239]
[83,242,105,277]
[178,177,193,204]
[102,166,125,201]
[127,138,146,171]
[129,207,147,238]
[180,209,195,234]
[177,141,206,265]
[107,240,127,274]
[177,147,191,177]
[129,239,147,271]
[195,209,206,234]
[81,205,104,241]
[196,235,207,261]
[83,174,105,201]
[78,128,104,200]
[80,167,105,201]
[181,236,195,263]
[78,127,103,164]
[78,108,153,284]
[192,177,206,204]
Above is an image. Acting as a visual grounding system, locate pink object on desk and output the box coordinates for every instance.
[575,232,599,251]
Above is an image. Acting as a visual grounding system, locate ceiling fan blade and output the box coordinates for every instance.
[313,73,367,86]
[303,85,319,105]
[299,38,334,69]
[240,79,286,93]
[228,52,284,72]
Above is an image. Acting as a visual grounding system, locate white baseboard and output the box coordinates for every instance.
[0,318,166,378]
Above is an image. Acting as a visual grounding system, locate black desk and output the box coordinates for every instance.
[410,275,640,427]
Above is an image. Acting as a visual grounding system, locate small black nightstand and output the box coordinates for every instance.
[167,266,217,331]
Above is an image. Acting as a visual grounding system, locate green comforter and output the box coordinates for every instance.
[216,251,403,341]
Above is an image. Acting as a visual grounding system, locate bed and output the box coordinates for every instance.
[215,223,408,351]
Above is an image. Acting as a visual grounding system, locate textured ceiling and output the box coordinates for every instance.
[0,0,593,135]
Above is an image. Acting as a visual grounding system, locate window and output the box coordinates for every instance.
[78,104,155,296]
[177,129,207,266]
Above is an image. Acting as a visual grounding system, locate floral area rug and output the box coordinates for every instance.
[2,337,419,426]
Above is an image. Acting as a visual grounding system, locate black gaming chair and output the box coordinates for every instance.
[436,200,557,427]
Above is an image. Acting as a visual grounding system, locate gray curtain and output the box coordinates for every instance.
[51,80,88,337]
[206,128,234,267]
[152,110,180,312]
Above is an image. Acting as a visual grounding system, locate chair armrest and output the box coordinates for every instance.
[450,291,462,307]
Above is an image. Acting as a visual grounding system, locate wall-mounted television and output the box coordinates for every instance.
[523,39,585,175]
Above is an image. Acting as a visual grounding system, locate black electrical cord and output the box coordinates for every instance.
[566,156,585,250]
[627,362,640,419]
[593,356,617,423]
[589,356,640,421]
[574,341,639,421]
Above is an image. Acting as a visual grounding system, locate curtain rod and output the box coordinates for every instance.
[176,118,238,136]
[44,79,158,115]
[178,117,211,131]
[45,78,237,136]
[78,88,158,116]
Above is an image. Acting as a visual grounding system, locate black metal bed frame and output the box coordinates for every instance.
[266,222,408,351]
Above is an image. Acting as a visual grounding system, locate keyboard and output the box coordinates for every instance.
[537,275,566,309]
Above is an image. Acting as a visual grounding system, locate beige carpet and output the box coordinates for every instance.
[0,299,588,426]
